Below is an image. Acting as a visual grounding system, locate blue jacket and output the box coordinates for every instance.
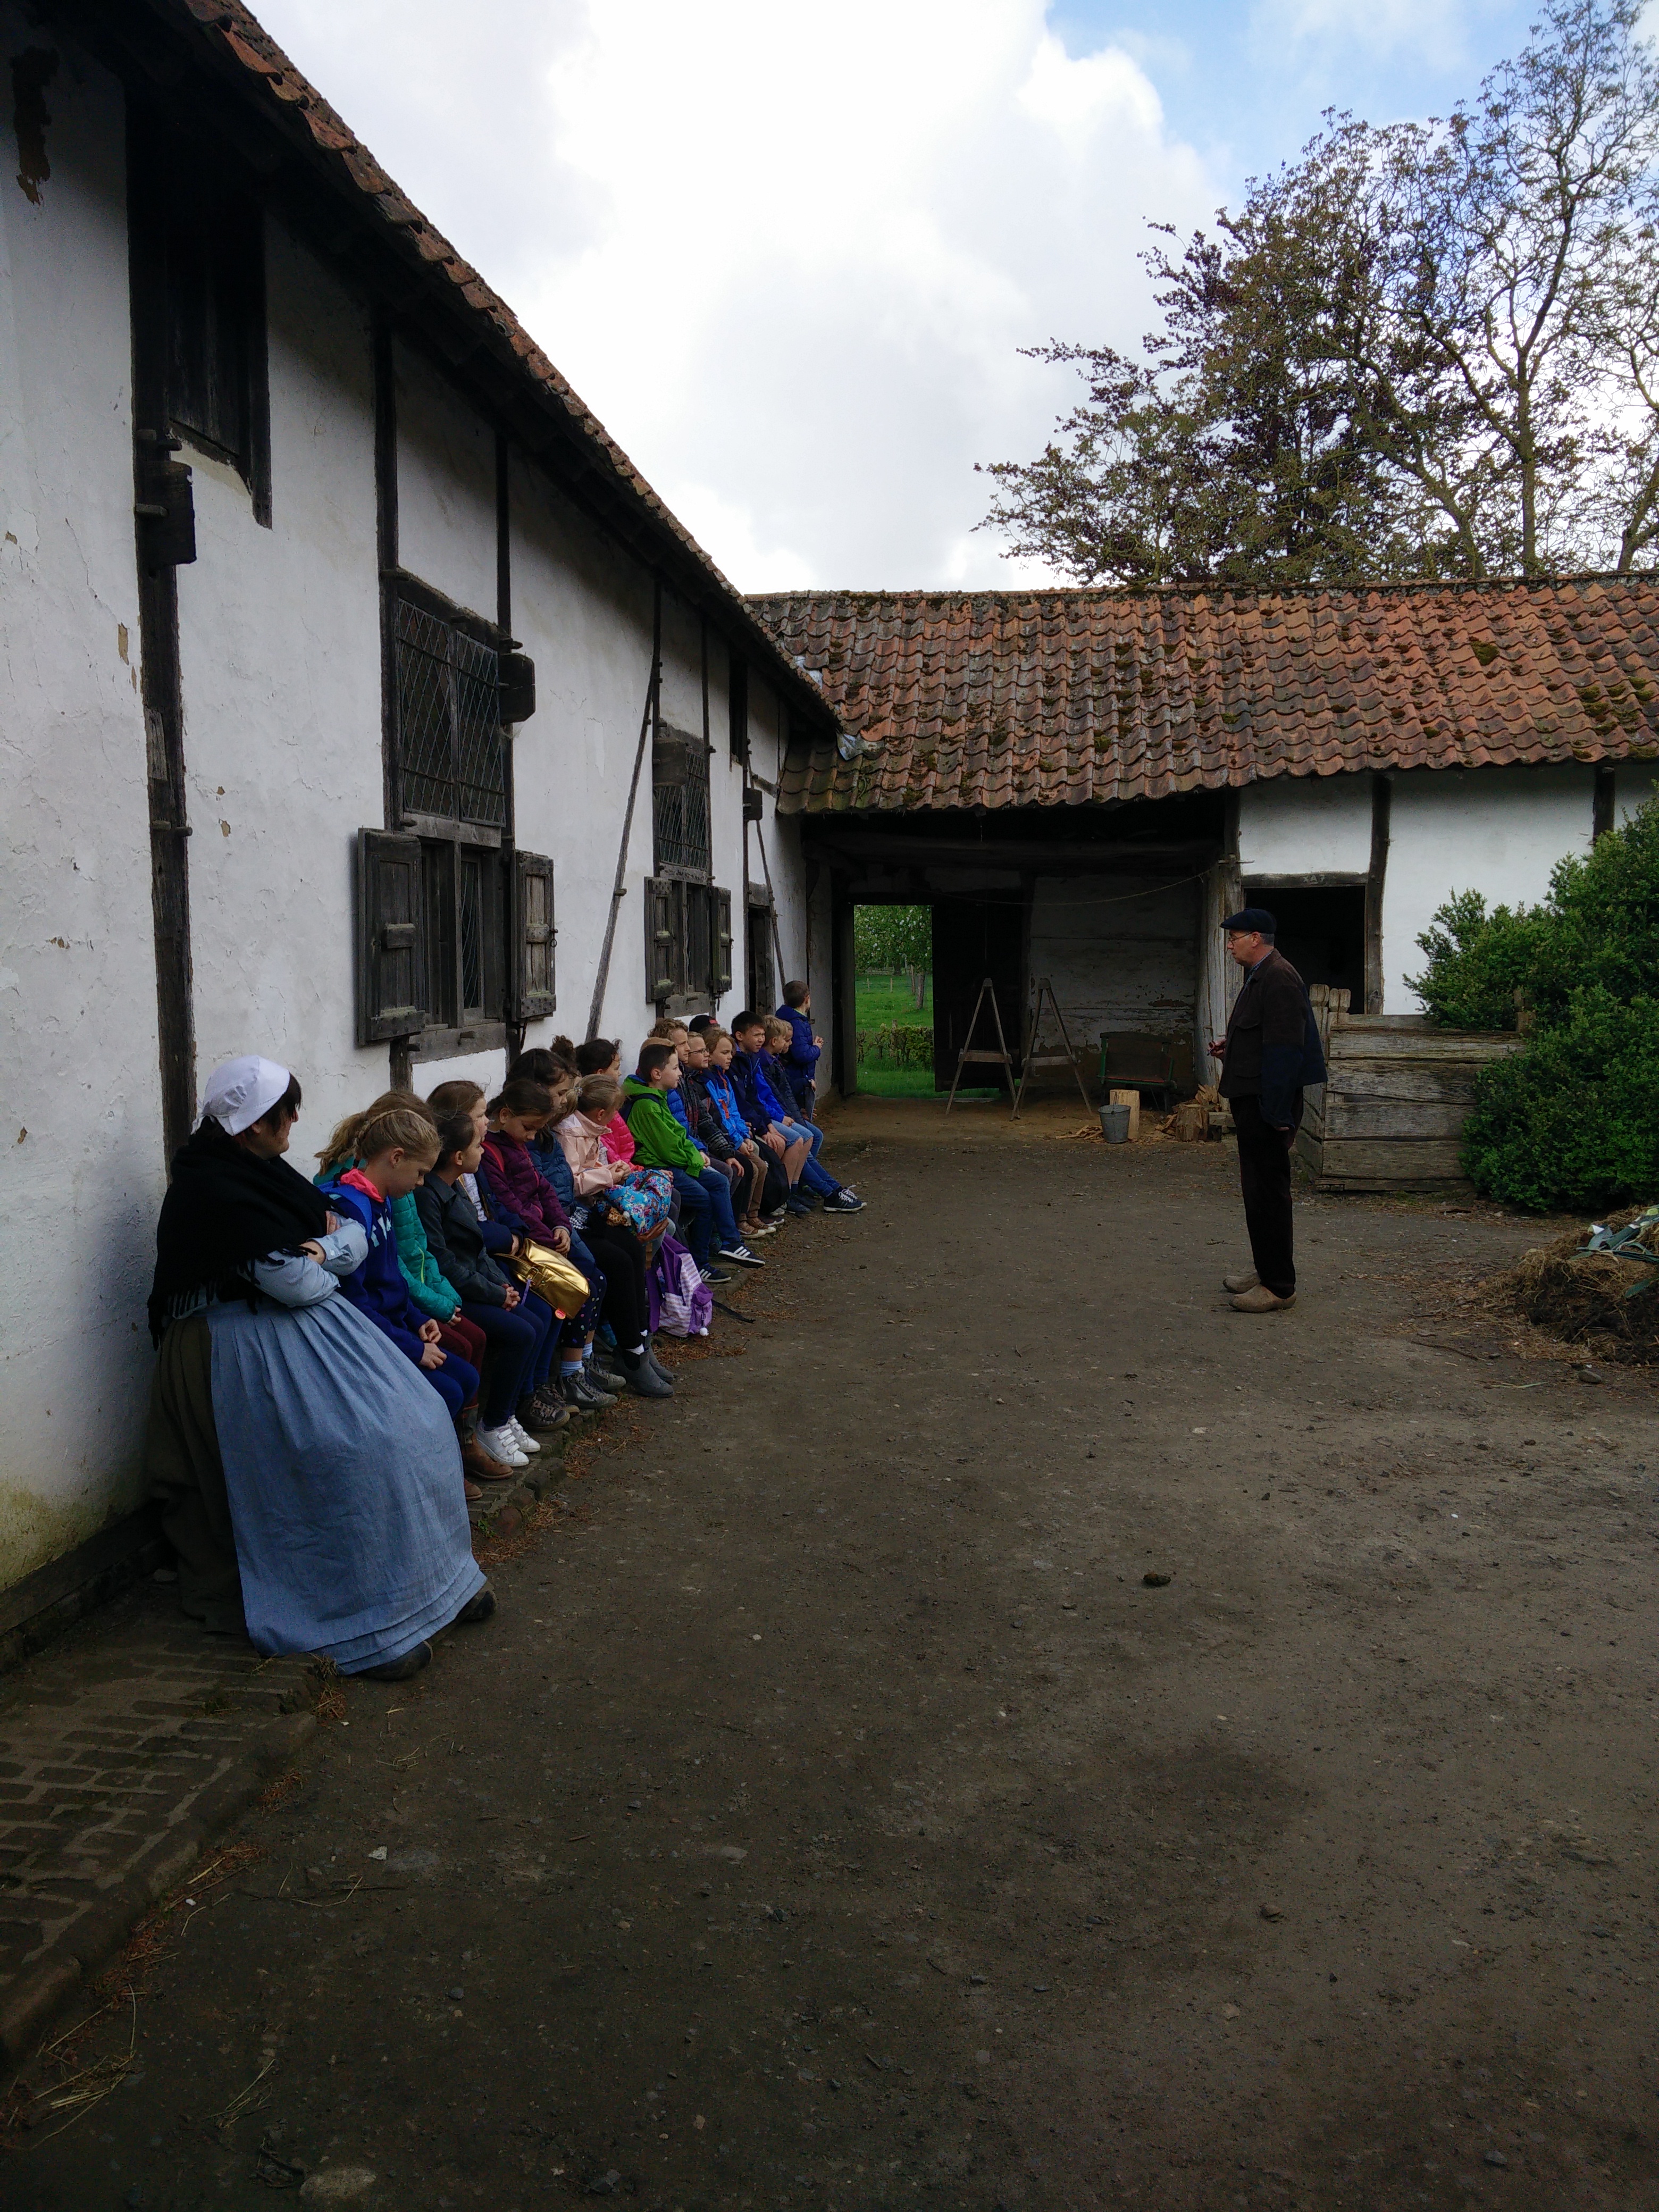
[730,1049,785,1132]
[666,1086,693,1135]
[703,1068,751,1151]
[776,1004,820,1088]
[320,1171,427,1363]
[759,1048,801,1119]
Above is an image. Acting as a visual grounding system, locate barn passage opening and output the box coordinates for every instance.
[852,903,943,1095]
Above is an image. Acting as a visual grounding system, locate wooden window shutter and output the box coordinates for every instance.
[711,885,733,996]
[356,829,426,1042]
[645,875,678,1003]
[514,850,557,1021]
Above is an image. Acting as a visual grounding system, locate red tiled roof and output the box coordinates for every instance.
[145,0,830,726]
[751,581,1659,814]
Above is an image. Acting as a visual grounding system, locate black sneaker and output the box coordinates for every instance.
[822,1189,865,1213]
[699,1263,735,1285]
[784,1196,814,1217]
[562,1372,613,1413]
[716,1242,767,1269]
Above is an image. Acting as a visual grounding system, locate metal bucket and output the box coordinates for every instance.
[1099,1101,1130,1144]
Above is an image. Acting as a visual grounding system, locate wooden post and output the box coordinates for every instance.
[1363,772,1392,1015]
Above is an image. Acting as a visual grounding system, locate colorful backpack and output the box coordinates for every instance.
[601,1166,673,1239]
[649,1233,713,1337]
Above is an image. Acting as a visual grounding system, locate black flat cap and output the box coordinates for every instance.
[1221,907,1277,936]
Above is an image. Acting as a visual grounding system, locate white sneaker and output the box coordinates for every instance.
[476,1424,528,1468]
[507,1416,542,1455]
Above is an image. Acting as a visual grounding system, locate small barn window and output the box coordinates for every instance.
[652,723,711,874]
[359,579,538,1053]
[130,111,271,523]
[394,597,508,831]
[644,877,734,1010]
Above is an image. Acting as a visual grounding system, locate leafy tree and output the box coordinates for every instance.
[854,905,932,1009]
[982,1,1659,582]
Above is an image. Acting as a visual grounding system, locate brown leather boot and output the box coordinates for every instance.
[463,1438,517,1484]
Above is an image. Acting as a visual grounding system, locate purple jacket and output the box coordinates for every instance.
[479,1130,570,1245]
[321,1170,427,1362]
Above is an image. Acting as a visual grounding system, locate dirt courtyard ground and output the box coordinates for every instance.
[9,1120,1658,2211]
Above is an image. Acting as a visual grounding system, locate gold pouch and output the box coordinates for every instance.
[507,1239,590,1318]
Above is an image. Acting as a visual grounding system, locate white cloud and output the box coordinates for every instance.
[254,1,1218,590]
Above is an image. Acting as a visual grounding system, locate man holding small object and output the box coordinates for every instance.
[1209,907,1326,1314]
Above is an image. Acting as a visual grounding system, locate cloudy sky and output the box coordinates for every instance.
[254,0,1543,591]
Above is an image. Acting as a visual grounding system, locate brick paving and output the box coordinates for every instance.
[0,1580,315,2065]
[0,1420,568,2071]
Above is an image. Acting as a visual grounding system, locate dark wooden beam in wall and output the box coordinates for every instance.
[1363,772,1392,1015]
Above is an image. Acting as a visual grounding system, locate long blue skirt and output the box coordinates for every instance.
[206,1295,484,1673]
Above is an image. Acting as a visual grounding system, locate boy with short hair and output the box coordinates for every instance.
[729,1013,863,1214]
[776,981,822,1118]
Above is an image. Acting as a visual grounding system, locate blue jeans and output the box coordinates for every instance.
[668,1169,715,1265]
[777,1120,839,1198]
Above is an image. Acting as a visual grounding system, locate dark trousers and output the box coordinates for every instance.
[582,1223,650,1348]
[460,1294,556,1426]
[1229,1091,1303,1297]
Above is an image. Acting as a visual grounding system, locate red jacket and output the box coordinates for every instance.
[478,1130,570,1245]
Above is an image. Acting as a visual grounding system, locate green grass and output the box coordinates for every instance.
[851,970,995,1096]
[856,973,933,1025]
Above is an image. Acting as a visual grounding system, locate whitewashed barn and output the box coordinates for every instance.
[0,0,837,1635]
[751,586,1659,1095]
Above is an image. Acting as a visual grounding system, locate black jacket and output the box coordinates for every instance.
[415,1174,513,1306]
[1218,948,1327,1126]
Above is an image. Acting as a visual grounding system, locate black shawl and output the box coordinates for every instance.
[147,1120,332,1342]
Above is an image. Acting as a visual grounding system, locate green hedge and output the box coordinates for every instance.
[1410,793,1659,1211]
[856,1022,933,1069]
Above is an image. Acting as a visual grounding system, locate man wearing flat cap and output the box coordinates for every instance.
[1208,908,1326,1313]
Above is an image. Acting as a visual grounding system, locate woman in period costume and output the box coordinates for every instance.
[144,1055,492,1682]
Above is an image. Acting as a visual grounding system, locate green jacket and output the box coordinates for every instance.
[390,1189,460,1321]
[622,1076,707,1173]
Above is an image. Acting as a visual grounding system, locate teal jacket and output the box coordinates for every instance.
[621,1076,707,1173]
[390,1189,460,1321]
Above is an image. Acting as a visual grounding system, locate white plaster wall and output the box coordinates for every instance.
[508,453,667,1058]
[1385,765,1596,1011]
[395,339,497,622]
[509,457,780,1056]
[1238,771,1373,878]
[177,220,388,1159]
[0,23,161,1591]
[1028,874,1199,1043]
[744,669,808,993]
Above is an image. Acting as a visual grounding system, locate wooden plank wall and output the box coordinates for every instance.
[1298,987,1522,1191]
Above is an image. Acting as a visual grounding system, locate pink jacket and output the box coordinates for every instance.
[557,1112,624,1198]
[601,1113,636,1168]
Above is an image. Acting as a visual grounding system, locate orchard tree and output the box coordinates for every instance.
[981,1,1659,581]
[854,905,932,1008]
